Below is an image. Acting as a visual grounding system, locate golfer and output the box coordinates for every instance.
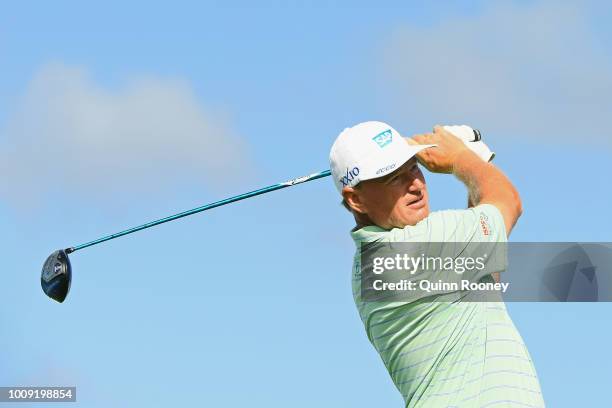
[330,122,544,407]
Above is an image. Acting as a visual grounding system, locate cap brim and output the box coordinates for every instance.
[358,143,436,182]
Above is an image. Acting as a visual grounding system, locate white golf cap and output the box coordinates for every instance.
[329,121,434,193]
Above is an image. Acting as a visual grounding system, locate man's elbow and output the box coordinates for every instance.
[514,189,523,220]
[507,189,523,231]
[500,188,523,233]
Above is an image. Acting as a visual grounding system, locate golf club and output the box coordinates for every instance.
[41,169,331,303]
[41,127,485,303]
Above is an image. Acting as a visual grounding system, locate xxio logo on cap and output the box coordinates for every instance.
[372,129,392,148]
[340,167,360,187]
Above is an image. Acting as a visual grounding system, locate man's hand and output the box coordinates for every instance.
[410,125,474,174]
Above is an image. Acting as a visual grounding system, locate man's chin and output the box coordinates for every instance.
[400,207,430,227]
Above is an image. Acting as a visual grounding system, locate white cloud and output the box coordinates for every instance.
[378,1,612,145]
[0,63,252,206]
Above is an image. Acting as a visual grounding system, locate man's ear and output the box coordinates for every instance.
[342,186,367,214]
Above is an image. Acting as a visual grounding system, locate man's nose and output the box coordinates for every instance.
[408,177,424,192]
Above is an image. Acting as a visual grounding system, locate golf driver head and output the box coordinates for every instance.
[41,249,72,303]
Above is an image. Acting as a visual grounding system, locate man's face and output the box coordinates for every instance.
[347,158,430,229]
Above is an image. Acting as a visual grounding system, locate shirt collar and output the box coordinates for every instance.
[350,225,388,245]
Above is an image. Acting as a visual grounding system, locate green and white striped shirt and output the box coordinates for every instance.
[351,204,544,407]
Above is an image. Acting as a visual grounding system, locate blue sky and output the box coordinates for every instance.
[1,1,611,406]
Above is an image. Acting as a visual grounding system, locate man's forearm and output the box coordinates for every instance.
[452,150,522,235]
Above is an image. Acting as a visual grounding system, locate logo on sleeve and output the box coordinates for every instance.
[479,212,491,236]
[372,129,393,148]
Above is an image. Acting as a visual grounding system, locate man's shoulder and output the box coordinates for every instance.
[351,205,504,244]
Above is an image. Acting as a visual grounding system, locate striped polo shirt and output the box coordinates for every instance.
[351,204,545,407]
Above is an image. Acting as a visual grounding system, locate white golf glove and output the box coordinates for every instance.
[443,125,495,162]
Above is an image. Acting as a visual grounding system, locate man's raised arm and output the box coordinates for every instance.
[412,126,522,236]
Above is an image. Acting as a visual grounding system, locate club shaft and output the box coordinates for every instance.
[66,169,332,254]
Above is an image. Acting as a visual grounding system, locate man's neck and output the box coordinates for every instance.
[353,213,375,231]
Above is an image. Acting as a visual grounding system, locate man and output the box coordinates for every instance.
[330,121,544,407]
